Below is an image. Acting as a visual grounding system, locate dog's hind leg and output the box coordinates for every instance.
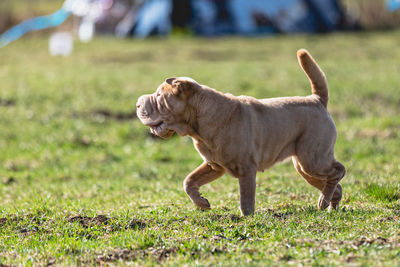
[317,161,345,210]
[184,162,225,209]
[293,157,345,211]
[292,118,345,210]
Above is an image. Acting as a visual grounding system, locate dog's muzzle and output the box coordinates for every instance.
[136,95,174,138]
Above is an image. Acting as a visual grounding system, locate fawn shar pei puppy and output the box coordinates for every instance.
[136,49,345,216]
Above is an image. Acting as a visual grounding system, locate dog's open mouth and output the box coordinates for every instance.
[148,121,174,138]
[149,121,163,131]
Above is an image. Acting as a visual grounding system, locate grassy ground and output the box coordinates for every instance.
[0,32,399,266]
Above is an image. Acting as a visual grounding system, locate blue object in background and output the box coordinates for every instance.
[133,0,173,38]
[387,0,400,11]
[0,8,71,47]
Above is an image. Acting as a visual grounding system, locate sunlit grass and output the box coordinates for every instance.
[0,32,400,265]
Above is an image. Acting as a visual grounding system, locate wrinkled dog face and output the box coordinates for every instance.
[136,77,199,138]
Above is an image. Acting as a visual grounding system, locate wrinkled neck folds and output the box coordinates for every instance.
[188,86,239,142]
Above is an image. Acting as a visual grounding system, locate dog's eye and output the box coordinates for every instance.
[157,93,161,97]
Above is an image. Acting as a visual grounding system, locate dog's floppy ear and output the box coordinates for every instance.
[165,77,176,85]
[165,77,196,98]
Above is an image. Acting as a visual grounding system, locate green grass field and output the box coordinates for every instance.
[0,32,399,266]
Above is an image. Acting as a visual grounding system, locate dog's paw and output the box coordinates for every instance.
[318,194,330,210]
[194,197,211,210]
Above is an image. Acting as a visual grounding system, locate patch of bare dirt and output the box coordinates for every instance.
[67,215,109,227]
[207,214,243,222]
[0,214,49,224]
[2,176,16,185]
[0,218,8,225]
[0,216,19,226]
[67,215,147,233]
[150,247,178,261]
[0,98,15,107]
[265,209,294,220]
[95,247,178,264]
[354,236,391,247]
[18,226,43,235]
[96,249,145,263]
[0,214,51,237]
[126,218,147,230]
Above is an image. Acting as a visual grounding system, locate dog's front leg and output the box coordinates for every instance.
[184,162,225,209]
[238,172,256,216]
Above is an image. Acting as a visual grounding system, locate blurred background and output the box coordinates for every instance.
[1,0,400,49]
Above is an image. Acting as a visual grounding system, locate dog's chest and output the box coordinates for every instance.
[192,139,218,163]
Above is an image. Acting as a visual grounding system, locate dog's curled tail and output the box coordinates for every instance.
[297,49,328,108]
